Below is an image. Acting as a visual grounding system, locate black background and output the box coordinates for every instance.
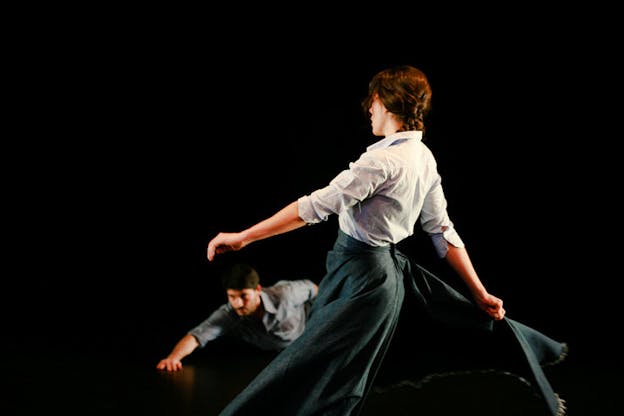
[5,12,620,380]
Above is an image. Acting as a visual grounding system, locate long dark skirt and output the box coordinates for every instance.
[219,230,407,416]
[219,230,567,416]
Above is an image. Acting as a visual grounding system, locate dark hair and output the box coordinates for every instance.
[220,263,260,290]
[362,65,432,134]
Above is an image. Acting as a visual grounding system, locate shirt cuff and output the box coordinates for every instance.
[430,229,465,258]
[188,331,207,348]
[297,195,323,224]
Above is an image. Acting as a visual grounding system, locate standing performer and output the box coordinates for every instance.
[207,65,566,416]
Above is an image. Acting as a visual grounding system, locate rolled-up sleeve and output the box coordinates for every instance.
[188,306,233,348]
[420,173,465,258]
[298,155,388,224]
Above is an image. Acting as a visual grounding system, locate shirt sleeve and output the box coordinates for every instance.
[419,173,465,258]
[298,152,389,224]
[188,305,234,348]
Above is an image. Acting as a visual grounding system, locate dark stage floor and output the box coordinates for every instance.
[3,343,619,416]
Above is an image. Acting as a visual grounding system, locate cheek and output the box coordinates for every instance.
[371,112,382,126]
[372,101,384,114]
[372,106,385,122]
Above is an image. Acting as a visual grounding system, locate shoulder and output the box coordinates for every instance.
[386,139,437,173]
[358,147,393,165]
[347,150,395,180]
[211,303,236,318]
[267,280,296,293]
[268,280,314,294]
[362,141,423,168]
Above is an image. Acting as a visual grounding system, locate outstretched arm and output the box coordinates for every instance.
[156,334,200,372]
[207,201,306,261]
[444,244,506,320]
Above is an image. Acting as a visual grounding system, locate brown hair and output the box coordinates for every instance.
[362,65,432,133]
[220,263,260,290]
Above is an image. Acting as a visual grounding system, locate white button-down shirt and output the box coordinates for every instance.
[298,130,464,257]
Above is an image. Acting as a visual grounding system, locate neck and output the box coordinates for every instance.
[382,113,401,137]
[251,296,264,320]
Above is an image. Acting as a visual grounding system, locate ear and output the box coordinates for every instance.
[256,284,262,292]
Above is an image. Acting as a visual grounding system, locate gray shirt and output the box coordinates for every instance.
[189,279,317,351]
[298,130,464,258]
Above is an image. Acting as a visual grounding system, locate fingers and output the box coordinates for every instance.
[496,299,505,320]
[480,295,505,320]
[207,235,222,261]
[156,360,183,372]
[491,305,506,320]
[207,243,215,261]
[207,233,228,261]
[207,242,228,261]
[207,233,242,261]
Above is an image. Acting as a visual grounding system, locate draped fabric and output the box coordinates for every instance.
[219,230,566,415]
[395,258,567,416]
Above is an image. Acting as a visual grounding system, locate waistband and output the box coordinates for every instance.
[334,229,396,254]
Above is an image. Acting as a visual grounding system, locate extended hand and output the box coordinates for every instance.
[156,357,183,372]
[207,232,246,261]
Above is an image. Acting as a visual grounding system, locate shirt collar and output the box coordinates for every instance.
[366,130,423,152]
[259,290,277,314]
